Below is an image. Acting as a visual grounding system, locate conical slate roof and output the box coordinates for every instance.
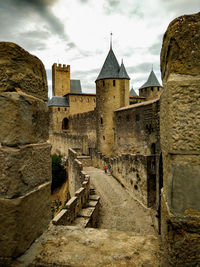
[96,49,130,81]
[130,87,137,96]
[140,70,161,89]
[119,61,130,79]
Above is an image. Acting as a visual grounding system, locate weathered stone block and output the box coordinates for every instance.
[0,42,48,101]
[161,12,200,82]
[160,76,200,153]
[168,165,200,214]
[0,143,51,198]
[0,92,49,146]
[0,182,51,258]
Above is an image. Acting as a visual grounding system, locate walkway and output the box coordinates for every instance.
[84,167,155,235]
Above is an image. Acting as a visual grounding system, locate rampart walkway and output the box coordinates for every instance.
[84,167,155,235]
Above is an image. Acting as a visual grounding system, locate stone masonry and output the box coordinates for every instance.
[160,12,200,266]
[0,42,51,260]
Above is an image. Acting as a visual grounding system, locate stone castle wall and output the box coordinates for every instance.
[69,110,97,148]
[68,94,96,115]
[49,133,88,157]
[114,99,160,156]
[160,12,200,266]
[0,42,51,260]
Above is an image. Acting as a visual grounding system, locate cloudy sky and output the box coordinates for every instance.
[0,0,199,97]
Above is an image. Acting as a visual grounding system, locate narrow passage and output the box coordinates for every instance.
[84,167,155,235]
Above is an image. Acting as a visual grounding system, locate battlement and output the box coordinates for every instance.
[52,63,70,72]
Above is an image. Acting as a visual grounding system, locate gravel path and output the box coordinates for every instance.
[84,167,156,235]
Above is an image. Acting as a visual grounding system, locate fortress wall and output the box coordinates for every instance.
[69,110,97,148]
[113,99,160,156]
[49,133,88,157]
[49,106,70,133]
[160,13,200,265]
[68,94,96,115]
[0,42,51,259]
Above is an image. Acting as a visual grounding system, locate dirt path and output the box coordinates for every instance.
[84,167,156,235]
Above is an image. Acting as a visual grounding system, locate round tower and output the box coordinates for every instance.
[95,48,130,156]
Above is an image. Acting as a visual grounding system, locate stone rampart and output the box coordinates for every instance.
[49,132,88,157]
[69,110,96,148]
[0,42,51,260]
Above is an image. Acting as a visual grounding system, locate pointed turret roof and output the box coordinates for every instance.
[96,49,130,81]
[139,70,162,89]
[130,87,137,96]
[119,61,130,79]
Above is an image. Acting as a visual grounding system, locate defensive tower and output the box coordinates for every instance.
[52,63,70,96]
[95,44,130,156]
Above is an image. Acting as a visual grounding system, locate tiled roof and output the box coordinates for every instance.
[139,70,162,89]
[129,88,137,96]
[47,96,69,107]
[119,62,130,79]
[96,49,130,81]
[70,79,82,93]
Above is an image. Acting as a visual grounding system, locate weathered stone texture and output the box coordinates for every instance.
[0,42,48,101]
[160,12,200,266]
[161,12,200,82]
[160,76,200,153]
[0,143,51,198]
[114,99,160,156]
[0,182,51,258]
[0,92,49,146]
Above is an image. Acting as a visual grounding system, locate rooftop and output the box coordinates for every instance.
[96,49,130,81]
[139,70,162,89]
[70,79,82,93]
[47,96,69,107]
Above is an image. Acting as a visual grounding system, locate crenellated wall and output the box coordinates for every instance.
[0,42,51,260]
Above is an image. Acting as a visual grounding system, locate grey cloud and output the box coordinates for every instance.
[162,0,200,15]
[79,0,89,3]
[0,0,68,48]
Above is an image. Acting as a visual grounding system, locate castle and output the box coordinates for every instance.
[0,12,199,267]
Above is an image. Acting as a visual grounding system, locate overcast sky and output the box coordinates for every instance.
[0,0,199,97]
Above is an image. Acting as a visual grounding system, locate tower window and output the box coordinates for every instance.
[103,80,105,87]
[151,87,154,91]
[103,136,105,140]
[100,117,103,125]
[113,80,116,86]
[158,87,160,91]
[58,107,60,111]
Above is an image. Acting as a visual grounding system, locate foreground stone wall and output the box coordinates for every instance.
[160,13,200,265]
[49,132,88,157]
[0,43,51,259]
[114,99,160,156]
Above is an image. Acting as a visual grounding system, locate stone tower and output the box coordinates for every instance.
[52,63,70,96]
[139,70,162,100]
[96,48,130,156]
